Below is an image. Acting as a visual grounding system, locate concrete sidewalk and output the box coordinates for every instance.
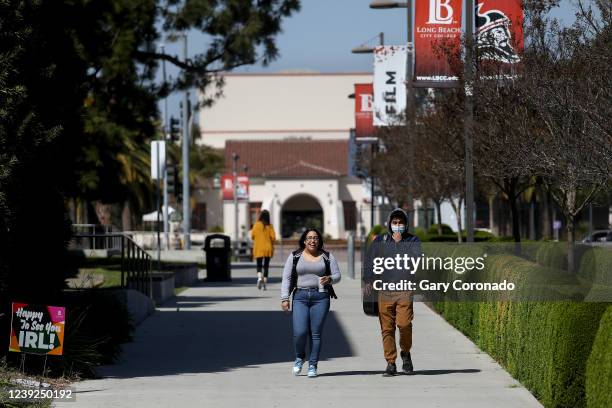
[56,264,542,408]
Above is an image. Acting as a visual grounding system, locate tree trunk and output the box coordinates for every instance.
[566,218,575,273]
[434,200,443,235]
[506,179,521,243]
[541,186,552,240]
[450,198,463,243]
[529,198,536,240]
[94,201,112,226]
[423,198,430,231]
[566,188,577,273]
[488,194,496,235]
[122,200,132,232]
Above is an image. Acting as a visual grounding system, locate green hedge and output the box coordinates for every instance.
[428,223,454,235]
[536,242,568,270]
[578,247,612,286]
[586,306,612,408]
[433,251,608,408]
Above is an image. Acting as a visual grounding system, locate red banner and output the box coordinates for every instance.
[354,83,374,138]
[415,0,463,82]
[476,0,524,68]
[221,174,249,201]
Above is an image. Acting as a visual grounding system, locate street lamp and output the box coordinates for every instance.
[232,153,240,253]
[351,33,384,232]
[351,32,384,54]
[367,1,417,233]
[369,1,408,8]
[368,0,476,241]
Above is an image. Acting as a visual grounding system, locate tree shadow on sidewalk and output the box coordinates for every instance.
[318,369,481,377]
[164,295,263,309]
[199,277,282,287]
[95,310,354,378]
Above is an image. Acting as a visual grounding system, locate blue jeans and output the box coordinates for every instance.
[292,288,330,367]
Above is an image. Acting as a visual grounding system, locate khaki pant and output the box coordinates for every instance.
[378,291,413,363]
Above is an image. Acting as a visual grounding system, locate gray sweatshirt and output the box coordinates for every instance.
[280,252,341,300]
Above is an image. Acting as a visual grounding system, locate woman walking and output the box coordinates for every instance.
[251,210,276,290]
[280,228,341,378]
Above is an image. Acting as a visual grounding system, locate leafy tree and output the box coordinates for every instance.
[1,0,301,296]
[0,0,91,296]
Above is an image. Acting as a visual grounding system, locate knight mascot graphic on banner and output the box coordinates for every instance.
[476,2,521,63]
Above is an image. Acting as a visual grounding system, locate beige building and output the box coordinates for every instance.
[196,72,379,240]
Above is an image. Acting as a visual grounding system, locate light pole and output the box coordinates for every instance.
[464,0,475,242]
[369,0,475,240]
[160,44,170,250]
[243,164,249,231]
[369,1,416,233]
[352,32,384,231]
[232,153,239,252]
[181,33,191,249]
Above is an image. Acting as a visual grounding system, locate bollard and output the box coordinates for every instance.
[347,231,355,279]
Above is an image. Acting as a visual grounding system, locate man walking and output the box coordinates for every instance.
[364,208,421,376]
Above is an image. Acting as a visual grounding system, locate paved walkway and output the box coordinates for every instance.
[57,264,542,408]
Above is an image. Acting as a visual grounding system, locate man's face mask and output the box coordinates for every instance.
[391,224,405,234]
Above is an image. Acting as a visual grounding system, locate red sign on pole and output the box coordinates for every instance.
[221,174,249,201]
[476,0,524,65]
[415,0,463,82]
[354,83,374,138]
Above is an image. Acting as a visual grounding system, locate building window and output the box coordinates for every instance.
[343,201,357,231]
[249,202,262,228]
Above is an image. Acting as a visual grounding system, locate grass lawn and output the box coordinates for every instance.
[76,267,122,288]
[0,359,54,407]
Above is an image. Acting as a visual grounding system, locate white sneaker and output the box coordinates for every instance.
[257,278,262,290]
[293,358,304,376]
[307,364,318,378]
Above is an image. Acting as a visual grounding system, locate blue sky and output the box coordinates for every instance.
[158,0,579,126]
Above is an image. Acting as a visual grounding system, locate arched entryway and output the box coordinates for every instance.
[281,194,324,238]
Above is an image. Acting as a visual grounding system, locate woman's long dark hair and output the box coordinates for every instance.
[258,210,270,226]
[298,228,324,251]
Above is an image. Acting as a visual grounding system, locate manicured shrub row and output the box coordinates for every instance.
[586,305,612,408]
[578,247,612,286]
[433,251,608,408]
[534,242,610,280]
[536,242,569,270]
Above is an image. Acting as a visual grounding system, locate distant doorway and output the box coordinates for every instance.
[281,194,324,239]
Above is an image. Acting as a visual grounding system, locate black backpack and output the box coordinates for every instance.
[288,249,338,300]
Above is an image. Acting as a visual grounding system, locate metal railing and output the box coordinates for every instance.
[71,232,152,297]
[71,224,122,251]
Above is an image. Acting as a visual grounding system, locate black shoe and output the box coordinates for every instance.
[383,362,397,377]
[401,351,413,374]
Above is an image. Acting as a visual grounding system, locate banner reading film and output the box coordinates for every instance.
[373,46,407,126]
[354,83,374,138]
[9,303,65,355]
[415,0,463,82]
[476,0,524,68]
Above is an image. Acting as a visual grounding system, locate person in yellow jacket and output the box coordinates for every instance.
[251,210,276,290]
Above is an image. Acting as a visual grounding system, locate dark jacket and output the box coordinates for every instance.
[364,208,422,282]
[373,208,420,245]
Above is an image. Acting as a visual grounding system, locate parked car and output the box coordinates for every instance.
[581,230,612,246]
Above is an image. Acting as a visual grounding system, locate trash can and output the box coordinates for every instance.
[203,234,232,281]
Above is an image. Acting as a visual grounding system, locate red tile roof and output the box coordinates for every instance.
[224,140,349,177]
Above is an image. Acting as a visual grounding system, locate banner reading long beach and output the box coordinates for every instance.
[373,46,407,126]
[415,0,462,82]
